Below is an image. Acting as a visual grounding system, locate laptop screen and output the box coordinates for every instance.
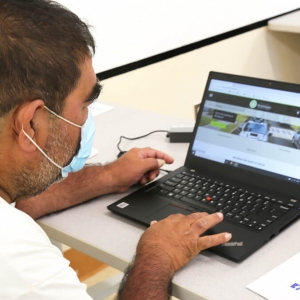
[191,77,300,185]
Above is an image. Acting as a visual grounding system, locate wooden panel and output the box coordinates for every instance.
[64,248,108,282]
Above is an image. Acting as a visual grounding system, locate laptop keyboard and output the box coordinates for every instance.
[153,170,294,231]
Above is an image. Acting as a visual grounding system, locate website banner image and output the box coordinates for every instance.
[199,103,300,150]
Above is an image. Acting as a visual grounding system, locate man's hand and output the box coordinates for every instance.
[137,212,231,273]
[104,147,174,193]
[117,212,231,299]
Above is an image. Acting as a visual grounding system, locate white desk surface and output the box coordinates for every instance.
[268,10,300,33]
[38,104,300,300]
[56,0,300,74]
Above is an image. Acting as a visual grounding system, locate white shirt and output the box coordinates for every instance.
[0,197,92,300]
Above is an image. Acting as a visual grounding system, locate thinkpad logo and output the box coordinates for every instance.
[222,241,243,247]
[291,283,300,290]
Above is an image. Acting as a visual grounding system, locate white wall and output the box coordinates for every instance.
[99,27,300,121]
[55,0,300,121]
[57,0,300,73]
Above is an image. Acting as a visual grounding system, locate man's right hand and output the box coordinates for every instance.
[137,212,231,274]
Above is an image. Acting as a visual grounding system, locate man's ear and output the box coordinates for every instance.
[15,100,47,153]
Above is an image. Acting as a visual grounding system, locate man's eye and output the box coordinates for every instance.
[88,91,100,103]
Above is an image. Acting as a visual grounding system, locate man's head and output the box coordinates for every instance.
[0,0,101,203]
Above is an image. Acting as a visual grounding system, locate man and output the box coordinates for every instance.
[0,1,232,299]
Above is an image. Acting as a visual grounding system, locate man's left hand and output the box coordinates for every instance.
[104,147,174,193]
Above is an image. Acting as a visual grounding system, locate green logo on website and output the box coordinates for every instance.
[249,100,257,109]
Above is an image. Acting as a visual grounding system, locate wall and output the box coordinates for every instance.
[99,27,300,121]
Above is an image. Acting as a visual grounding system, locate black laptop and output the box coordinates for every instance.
[108,71,300,262]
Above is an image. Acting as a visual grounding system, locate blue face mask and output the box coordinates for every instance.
[22,106,95,178]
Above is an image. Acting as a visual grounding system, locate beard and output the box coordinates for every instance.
[11,119,81,202]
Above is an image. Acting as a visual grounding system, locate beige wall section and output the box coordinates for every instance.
[99,27,300,121]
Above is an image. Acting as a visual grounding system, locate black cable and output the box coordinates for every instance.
[117,130,169,153]
[116,130,172,173]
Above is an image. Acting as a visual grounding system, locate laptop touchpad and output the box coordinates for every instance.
[145,204,190,223]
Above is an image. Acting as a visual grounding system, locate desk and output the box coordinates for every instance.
[38,104,300,300]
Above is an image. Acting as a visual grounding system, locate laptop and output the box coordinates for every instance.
[107,71,300,262]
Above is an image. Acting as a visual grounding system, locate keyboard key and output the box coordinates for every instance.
[193,184,202,190]
[278,205,290,211]
[230,208,239,214]
[223,206,231,212]
[218,197,226,203]
[247,220,258,228]
[165,180,177,187]
[207,200,217,206]
[249,207,262,214]
[176,174,184,179]
[239,210,247,216]
[239,219,249,225]
[196,190,205,196]
[171,177,181,183]
[158,189,168,195]
[167,192,175,197]
[187,193,196,198]
[242,217,250,223]
[159,184,174,191]
[216,202,225,209]
[225,212,234,218]
[233,214,243,221]
[176,184,184,189]
[261,205,271,212]
[254,225,263,231]
[173,194,182,200]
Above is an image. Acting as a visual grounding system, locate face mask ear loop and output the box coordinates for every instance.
[21,123,63,170]
[44,106,81,128]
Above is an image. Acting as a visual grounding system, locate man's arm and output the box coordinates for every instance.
[16,148,174,219]
[117,212,232,300]
[117,253,173,300]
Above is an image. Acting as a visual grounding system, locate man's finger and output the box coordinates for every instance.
[197,232,232,251]
[191,212,223,232]
[147,169,160,181]
[139,148,174,164]
[184,212,210,223]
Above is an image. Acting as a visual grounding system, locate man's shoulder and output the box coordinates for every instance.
[0,198,49,243]
[0,199,64,270]
[0,199,92,299]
